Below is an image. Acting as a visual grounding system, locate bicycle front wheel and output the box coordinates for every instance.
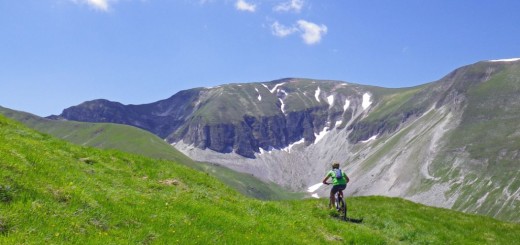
[339,198,347,221]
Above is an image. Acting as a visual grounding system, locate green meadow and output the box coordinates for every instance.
[1,114,519,244]
[0,107,300,201]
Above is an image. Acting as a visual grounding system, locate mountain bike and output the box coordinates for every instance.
[335,190,347,221]
[324,183,347,221]
[324,183,363,223]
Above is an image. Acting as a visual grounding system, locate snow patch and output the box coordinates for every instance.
[263,83,286,93]
[259,147,265,155]
[315,87,321,102]
[258,138,305,155]
[255,88,262,101]
[307,183,323,192]
[362,93,372,110]
[282,138,305,153]
[360,135,377,143]
[489,58,520,62]
[258,94,262,101]
[278,89,288,113]
[279,99,286,113]
[258,146,275,155]
[343,99,350,111]
[327,95,334,108]
[314,126,329,143]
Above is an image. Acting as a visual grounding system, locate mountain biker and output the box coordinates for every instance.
[322,162,349,209]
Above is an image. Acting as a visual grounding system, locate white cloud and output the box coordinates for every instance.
[271,21,298,37]
[297,20,327,45]
[271,19,328,45]
[72,0,112,11]
[274,0,304,13]
[235,0,256,12]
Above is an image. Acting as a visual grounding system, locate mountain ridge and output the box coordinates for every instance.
[50,59,520,222]
[51,78,405,157]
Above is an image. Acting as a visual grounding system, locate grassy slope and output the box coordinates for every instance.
[450,63,520,162]
[0,107,299,201]
[346,84,431,143]
[363,86,425,123]
[430,63,520,221]
[1,114,520,244]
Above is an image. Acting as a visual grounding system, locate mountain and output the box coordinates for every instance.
[51,59,520,222]
[1,114,519,244]
[50,79,390,158]
[0,106,299,200]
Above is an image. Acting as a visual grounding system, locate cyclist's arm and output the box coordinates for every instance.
[322,174,331,184]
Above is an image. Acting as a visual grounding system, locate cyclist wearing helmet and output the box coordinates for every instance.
[322,162,349,209]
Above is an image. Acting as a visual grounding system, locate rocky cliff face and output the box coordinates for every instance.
[168,106,346,158]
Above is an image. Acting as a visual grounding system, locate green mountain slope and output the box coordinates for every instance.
[335,60,520,222]
[0,107,298,200]
[429,61,520,221]
[1,114,519,244]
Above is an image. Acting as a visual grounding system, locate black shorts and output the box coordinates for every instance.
[331,184,346,195]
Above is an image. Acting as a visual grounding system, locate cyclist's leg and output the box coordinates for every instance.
[329,189,335,209]
[338,184,346,199]
[330,185,339,209]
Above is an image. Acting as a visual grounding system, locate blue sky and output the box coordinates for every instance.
[1,0,519,116]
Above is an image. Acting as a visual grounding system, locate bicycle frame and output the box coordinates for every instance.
[335,190,343,202]
[334,191,343,209]
[334,190,347,221]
